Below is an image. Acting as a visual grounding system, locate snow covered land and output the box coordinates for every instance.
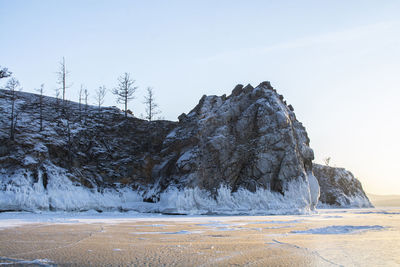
[0,82,371,214]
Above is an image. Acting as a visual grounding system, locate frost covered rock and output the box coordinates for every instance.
[156,82,319,212]
[313,163,372,208]
[0,84,367,214]
[0,89,176,212]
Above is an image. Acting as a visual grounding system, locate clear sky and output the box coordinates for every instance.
[1,0,399,195]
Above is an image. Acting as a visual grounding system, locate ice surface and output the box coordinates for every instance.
[131,230,203,235]
[136,224,168,227]
[196,222,247,232]
[197,222,232,227]
[0,207,398,266]
[130,232,163,235]
[354,210,400,215]
[164,230,202,234]
[0,257,54,266]
[264,225,294,229]
[213,227,237,231]
[251,220,301,224]
[291,225,385,235]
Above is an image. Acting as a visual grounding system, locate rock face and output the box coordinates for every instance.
[156,82,319,211]
[0,82,367,214]
[313,164,372,208]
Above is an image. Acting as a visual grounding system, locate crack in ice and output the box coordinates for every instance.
[271,239,343,266]
[8,225,104,258]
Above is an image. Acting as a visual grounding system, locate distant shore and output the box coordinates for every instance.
[367,193,400,207]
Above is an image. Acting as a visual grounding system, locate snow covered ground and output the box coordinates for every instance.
[0,207,399,266]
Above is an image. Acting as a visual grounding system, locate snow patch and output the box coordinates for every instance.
[23,155,38,165]
[165,129,177,139]
[291,225,385,235]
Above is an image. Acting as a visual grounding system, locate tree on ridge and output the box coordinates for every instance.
[143,87,161,121]
[5,78,21,140]
[112,72,138,118]
[95,85,107,116]
[36,84,45,132]
[56,57,69,104]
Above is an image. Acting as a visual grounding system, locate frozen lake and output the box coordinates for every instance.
[0,208,399,266]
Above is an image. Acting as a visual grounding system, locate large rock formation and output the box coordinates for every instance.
[154,82,320,213]
[0,82,368,214]
[313,164,372,208]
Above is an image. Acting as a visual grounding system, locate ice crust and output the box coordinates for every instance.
[0,257,54,266]
[0,163,315,215]
[291,225,385,235]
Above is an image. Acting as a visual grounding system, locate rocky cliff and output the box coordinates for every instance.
[0,82,369,214]
[313,163,372,208]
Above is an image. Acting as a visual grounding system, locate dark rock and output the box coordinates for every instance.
[178,113,187,122]
[258,81,273,90]
[313,163,372,207]
[242,84,254,93]
[232,84,244,96]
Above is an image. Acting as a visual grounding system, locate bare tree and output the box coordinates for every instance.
[84,87,89,112]
[66,118,73,168]
[94,85,106,116]
[0,66,11,79]
[143,87,161,121]
[5,78,21,140]
[78,85,83,118]
[112,73,138,118]
[54,88,61,112]
[324,157,331,166]
[36,84,45,132]
[56,57,69,103]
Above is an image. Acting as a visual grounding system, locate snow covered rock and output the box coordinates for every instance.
[156,82,319,212]
[313,163,373,208]
[0,83,368,214]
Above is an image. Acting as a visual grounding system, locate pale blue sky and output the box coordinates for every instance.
[1,1,400,194]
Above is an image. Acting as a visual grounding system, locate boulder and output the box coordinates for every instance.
[313,163,372,208]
